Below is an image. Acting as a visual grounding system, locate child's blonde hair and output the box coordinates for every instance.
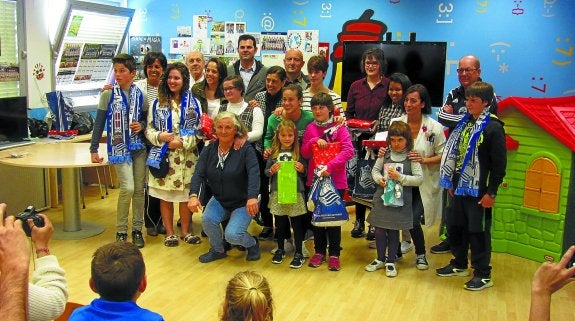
[221,271,273,321]
[270,119,300,161]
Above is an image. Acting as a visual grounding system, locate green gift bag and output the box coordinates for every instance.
[277,161,297,204]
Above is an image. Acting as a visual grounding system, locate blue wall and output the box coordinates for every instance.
[128,0,575,104]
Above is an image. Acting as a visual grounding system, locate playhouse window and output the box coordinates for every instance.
[523,157,560,213]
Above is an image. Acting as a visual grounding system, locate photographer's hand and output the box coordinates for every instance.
[29,214,53,257]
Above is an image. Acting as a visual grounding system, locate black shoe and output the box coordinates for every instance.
[258,227,274,240]
[436,264,469,277]
[223,241,232,252]
[132,230,145,248]
[157,225,167,235]
[199,249,227,263]
[464,276,493,291]
[272,249,285,264]
[365,225,375,241]
[254,212,265,226]
[246,237,261,261]
[146,227,158,237]
[201,229,207,237]
[116,232,128,242]
[289,253,305,269]
[351,221,365,238]
[430,241,450,254]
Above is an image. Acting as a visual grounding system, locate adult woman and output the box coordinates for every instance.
[191,57,227,118]
[345,48,390,240]
[301,55,344,117]
[219,75,264,153]
[252,66,287,240]
[188,112,261,263]
[145,62,202,247]
[136,52,168,237]
[390,84,446,269]
[221,271,273,321]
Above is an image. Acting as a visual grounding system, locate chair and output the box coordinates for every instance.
[54,302,83,321]
[79,165,112,208]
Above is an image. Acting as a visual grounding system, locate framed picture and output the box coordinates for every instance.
[318,42,330,61]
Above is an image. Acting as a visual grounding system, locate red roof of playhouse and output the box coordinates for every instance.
[499,96,575,152]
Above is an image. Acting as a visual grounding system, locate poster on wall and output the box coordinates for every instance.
[74,44,116,83]
[177,26,191,37]
[287,30,319,54]
[56,43,82,85]
[210,33,225,56]
[0,64,19,82]
[224,35,237,56]
[193,15,208,38]
[318,42,330,61]
[191,37,210,55]
[129,36,162,61]
[170,37,193,55]
[261,32,287,53]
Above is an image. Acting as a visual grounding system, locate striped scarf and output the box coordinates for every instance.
[106,83,144,164]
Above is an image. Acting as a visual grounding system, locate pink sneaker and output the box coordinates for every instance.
[328,256,341,271]
[308,253,326,268]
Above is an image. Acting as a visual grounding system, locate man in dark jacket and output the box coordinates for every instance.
[227,34,268,102]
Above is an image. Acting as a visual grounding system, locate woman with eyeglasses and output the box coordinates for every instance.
[345,47,390,241]
[188,112,261,263]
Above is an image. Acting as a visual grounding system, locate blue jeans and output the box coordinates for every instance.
[202,197,255,252]
[113,149,146,233]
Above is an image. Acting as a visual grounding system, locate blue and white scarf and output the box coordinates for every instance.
[439,107,491,197]
[146,91,201,169]
[106,83,145,164]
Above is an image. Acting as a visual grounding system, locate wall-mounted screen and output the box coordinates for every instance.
[342,41,447,107]
[0,96,28,142]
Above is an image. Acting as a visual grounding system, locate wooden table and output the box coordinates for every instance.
[0,142,108,239]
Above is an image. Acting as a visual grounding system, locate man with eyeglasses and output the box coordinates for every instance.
[186,51,205,88]
[283,49,309,90]
[437,55,498,131]
[433,55,499,255]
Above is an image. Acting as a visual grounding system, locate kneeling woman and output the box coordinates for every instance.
[188,112,261,263]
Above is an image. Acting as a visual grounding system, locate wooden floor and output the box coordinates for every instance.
[41,186,575,321]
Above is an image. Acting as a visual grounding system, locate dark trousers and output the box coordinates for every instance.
[447,196,492,278]
[375,227,400,263]
[275,214,307,254]
[258,152,273,229]
[409,188,426,255]
[355,203,367,222]
[144,189,162,228]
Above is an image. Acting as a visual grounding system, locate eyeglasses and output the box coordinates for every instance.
[223,87,237,92]
[456,68,478,74]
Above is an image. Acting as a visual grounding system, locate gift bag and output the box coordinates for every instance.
[200,113,214,140]
[309,173,349,227]
[277,160,297,204]
[46,91,74,132]
[312,142,340,166]
[352,148,377,199]
[381,163,404,207]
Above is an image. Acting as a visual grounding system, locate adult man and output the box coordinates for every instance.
[186,51,205,88]
[0,204,30,321]
[437,55,498,131]
[227,34,267,102]
[435,82,506,291]
[432,55,499,254]
[283,48,309,90]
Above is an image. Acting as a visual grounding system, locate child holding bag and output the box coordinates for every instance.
[301,92,354,271]
[265,120,308,268]
[366,121,423,277]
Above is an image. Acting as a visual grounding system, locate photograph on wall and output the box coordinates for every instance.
[225,22,235,34]
[177,26,192,37]
[261,32,287,53]
[211,21,225,33]
[287,30,319,54]
[193,15,208,38]
[318,42,330,61]
[191,37,210,55]
[0,64,19,82]
[210,33,225,56]
[235,22,246,34]
[67,15,84,37]
[170,37,192,55]
[224,35,237,56]
[129,36,162,57]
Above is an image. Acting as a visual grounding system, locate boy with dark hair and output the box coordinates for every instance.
[69,242,163,320]
[436,81,506,291]
[90,53,149,248]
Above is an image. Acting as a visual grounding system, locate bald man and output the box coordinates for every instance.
[437,55,498,131]
[283,49,309,89]
[186,51,205,88]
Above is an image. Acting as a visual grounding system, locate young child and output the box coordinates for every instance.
[90,53,148,248]
[366,121,423,277]
[265,120,308,268]
[221,271,273,321]
[69,242,163,320]
[301,92,354,271]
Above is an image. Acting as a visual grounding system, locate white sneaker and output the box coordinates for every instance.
[385,263,397,277]
[302,241,310,258]
[270,239,295,254]
[401,241,414,254]
[365,259,385,272]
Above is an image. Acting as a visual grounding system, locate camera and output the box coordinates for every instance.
[15,206,44,236]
